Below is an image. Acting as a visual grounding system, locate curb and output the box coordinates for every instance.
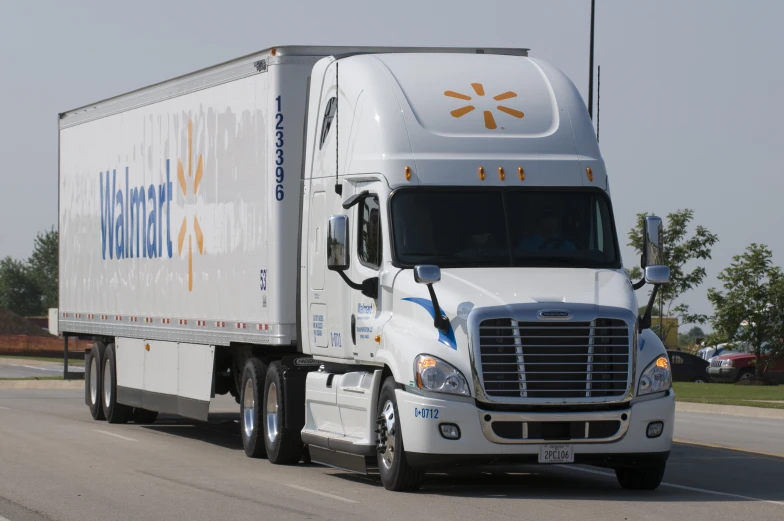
[676,401,784,420]
[0,380,83,390]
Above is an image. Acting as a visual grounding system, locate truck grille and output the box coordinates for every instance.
[478,318,630,399]
[710,359,722,368]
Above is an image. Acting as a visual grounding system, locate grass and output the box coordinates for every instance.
[0,355,84,365]
[674,382,784,410]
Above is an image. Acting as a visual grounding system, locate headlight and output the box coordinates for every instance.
[414,355,470,396]
[637,355,672,396]
[721,359,734,367]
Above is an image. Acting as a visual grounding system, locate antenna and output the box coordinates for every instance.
[334,60,342,195]
[588,0,595,119]
[597,65,601,142]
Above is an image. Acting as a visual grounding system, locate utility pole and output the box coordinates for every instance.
[588,0,596,119]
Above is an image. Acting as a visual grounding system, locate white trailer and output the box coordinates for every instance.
[59,46,675,491]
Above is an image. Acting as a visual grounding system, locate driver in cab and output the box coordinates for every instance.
[518,208,576,251]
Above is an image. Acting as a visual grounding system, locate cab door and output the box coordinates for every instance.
[349,181,387,362]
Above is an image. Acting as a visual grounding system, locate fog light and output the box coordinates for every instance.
[439,423,461,440]
[647,421,664,438]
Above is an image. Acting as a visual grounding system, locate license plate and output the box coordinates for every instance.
[538,445,574,463]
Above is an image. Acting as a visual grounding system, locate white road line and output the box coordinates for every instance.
[94,429,137,442]
[285,484,358,504]
[0,514,12,521]
[20,365,58,372]
[557,465,784,506]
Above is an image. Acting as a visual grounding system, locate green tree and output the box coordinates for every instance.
[27,228,58,310]
[0,257,43,316]
[628,209,718,343]
[707,244,784,378]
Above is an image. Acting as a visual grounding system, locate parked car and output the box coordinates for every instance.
[708,351,784,383]
[667,350,710,383]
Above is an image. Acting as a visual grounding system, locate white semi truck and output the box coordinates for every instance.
[59,46,675,491]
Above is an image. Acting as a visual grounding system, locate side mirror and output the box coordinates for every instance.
[414,265,441,285]
[641,216,670,284]
[327,215,349,271]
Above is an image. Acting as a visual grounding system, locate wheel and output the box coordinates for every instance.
[615,463,666,490]
[240,358,268,458]
[692,377,706,383]
[133,408,158,424]
[102,343,133,424]
[263,362,303,465]
[738,369,755,382]
[85,343,106,421]
[376,377,424,491]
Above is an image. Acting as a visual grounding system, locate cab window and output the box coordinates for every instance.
[358,196,382,269]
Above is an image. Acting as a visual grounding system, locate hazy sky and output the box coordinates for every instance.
[1,0,782,324]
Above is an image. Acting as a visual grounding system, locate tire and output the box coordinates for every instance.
[133,408,159,424]
[102,343,134,424]
[376,377,424,491]
[738,369,755,382]
[692,377,706,384]
[240,358,268,458]
[85,343,106,421]
[263,362,303,465]
[615,463,666,490]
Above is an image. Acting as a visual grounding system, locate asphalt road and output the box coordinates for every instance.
[0,390,783,521]
[0,359,84,379]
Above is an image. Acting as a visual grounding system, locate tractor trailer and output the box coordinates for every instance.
[58,45,675,491]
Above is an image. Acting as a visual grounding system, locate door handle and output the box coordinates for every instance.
[351,314,356,345]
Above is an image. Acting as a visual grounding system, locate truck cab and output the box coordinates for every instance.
[296,50,674,490]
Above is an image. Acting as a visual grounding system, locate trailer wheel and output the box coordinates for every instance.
[133,408,158,424]
[240,358,268,458]
[615,463,666,490]
[263,362,303,465]
[85,343,106,421]
[376,377,424,491]
[102,343,133,424]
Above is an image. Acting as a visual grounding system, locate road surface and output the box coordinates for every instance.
[0,390,782,521]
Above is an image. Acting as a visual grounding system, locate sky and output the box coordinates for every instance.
[1,0,782,325]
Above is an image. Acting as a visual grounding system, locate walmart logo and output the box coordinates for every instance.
[444,83,524,130]
[99,120,206,292]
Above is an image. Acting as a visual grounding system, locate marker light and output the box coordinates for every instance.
[518,166,525,181]
[405,166,411,181]
[498,166,505,180]
[586,167,593,182]
[478,166,485,181]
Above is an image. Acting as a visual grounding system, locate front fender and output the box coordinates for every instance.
[377,314,475,395]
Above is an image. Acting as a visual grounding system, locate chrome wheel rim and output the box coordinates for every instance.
[741,372,754,381]
[379,400,396,469]
[243,378,255,438]
[90,356,98,405]
[102,357,112,409]
[266,382,279,444]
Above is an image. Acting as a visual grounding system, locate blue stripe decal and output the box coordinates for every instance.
[402,297,457,350]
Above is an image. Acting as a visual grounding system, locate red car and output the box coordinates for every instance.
[708,351,784,383]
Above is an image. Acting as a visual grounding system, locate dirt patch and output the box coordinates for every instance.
[0,308,52,337]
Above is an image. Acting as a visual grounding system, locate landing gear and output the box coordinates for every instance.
[376,377,424,492]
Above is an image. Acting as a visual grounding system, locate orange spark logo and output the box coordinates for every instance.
[177,120,205,292]
[444,83,524,130]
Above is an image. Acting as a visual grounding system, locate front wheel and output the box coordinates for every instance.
[738,369,755,382]
[376,378,424,492]
[615,463,666,490]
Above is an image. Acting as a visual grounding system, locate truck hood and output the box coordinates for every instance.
[394,267,636,315]
[389,267,636,354]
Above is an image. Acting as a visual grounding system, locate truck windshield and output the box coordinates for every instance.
[390,188,620,269]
